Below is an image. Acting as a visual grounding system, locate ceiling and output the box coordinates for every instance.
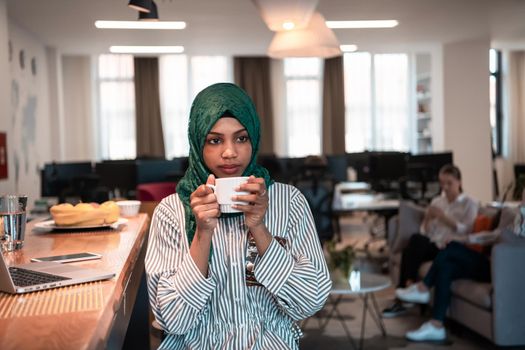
[6,0,525,55]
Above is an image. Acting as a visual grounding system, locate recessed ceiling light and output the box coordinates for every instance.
[340,45,358,52]
[282,21,295,30]
[95,20,186,29]
[326,20,399,29]
[109,46,185,54]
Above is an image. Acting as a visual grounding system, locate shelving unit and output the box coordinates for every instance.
[415,55,432,153]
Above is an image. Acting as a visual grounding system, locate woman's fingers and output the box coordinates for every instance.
[237,177,267,197]
[190,176,220,230]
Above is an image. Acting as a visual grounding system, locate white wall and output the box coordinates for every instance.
[441,38,493,203]
[61,55,94,161]
[0,0,12,194]
[0,14,54,210]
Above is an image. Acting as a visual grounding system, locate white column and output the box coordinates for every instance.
[46,47,65,161]
[442,37,492,202]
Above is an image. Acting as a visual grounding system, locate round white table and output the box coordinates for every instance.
[320,271,391,350]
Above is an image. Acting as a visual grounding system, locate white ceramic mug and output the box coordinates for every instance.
[206,176,249,213]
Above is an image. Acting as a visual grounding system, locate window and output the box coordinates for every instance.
[344,52,410,152]
[160,55,232,158]
[97,54,231,159]
[489,49,502,156]
[159,55,189,159]
[283,58,322,157]
[97,54,136,160]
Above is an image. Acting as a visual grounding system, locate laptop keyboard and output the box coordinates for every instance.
[9,267,71,287]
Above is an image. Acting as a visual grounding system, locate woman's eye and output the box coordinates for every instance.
[237,135,250,143]
[207,137,221,145]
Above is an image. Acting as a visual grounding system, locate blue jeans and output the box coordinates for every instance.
[422,242,491,322]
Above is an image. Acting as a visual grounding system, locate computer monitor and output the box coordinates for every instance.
[514,164,525,180]
[41,162,94,199]
[257,154,283,182]
[368,152,409,182]
[135,159,184,184]
[326,154,348,183]
[346,152,373,182]
[513,164,525,199]
[407,152,454,182]
[346,151,408,184]
[365,152,409,193]
[95,160,137,198]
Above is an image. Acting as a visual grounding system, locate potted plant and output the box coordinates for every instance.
[326,240,355,282]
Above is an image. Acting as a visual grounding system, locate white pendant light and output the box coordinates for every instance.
[267,12,342,58]
[252,0,319,31]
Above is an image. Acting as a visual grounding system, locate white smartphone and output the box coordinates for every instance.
[30,252,102,263]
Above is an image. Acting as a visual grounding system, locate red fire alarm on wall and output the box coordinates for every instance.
[0,132,7,179]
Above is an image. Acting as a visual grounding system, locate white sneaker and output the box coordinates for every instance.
[406,321,446,341]
[395,284,430,304]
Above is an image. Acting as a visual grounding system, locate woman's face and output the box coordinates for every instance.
[439,172,461,200]
[203,117,252,178]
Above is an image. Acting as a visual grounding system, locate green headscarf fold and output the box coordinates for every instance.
[176,83,273,248]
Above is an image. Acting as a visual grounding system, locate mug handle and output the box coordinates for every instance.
[206,184,216,192]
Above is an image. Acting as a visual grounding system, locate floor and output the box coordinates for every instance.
[301,213,505,350]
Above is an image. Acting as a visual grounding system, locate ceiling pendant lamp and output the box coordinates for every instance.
[128,0,152,13]
[138,0,159,21]
[252,0,318,31]
[267,12,342,58]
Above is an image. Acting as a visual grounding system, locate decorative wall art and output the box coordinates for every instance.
[0,132,7,180]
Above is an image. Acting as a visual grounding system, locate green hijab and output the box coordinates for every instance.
[176,83,273,248]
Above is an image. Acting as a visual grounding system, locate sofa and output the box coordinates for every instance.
[387,200,525,346]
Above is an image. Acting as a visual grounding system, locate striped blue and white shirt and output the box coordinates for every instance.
[145,182,331,349]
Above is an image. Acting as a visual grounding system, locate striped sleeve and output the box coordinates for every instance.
[145,196,216,335]
[254,188,332,321]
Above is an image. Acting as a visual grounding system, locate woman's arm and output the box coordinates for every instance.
[432,198,478,234]
[145,199,216,335]
[252,190,332,321]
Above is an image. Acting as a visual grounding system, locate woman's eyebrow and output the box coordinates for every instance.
[207,128,247,136]
[234,128,248,134]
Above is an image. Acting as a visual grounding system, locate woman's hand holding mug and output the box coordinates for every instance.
[190,174,220,234]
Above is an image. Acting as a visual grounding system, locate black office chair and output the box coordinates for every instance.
[292,156,337,244]
[294,178,336,244]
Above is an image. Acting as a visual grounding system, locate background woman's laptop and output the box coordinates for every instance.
[0,254,115,294]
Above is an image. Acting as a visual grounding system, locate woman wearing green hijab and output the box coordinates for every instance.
[145,83,331,349]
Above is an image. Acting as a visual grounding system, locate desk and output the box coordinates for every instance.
[323,272,391,350]
[0,214,149,350]
[332,182,399,214]
[332,183,400,248]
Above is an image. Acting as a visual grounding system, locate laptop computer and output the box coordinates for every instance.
[0,253,115,294]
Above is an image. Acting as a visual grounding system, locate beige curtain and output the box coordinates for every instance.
[233,57,275,155]
[134,57,165,158]
[508,52,525,163]
[322,56,346,155]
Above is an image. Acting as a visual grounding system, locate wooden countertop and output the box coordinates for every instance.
[0,213,149,350]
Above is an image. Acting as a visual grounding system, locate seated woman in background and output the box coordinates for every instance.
[382,164,478,318]
[145,83,331,350]
[397,188,525,342]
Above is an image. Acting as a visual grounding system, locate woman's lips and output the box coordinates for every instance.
[219,165,240,175]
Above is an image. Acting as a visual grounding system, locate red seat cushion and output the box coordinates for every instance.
[136,182,177,201]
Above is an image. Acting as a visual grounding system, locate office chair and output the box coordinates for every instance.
[292,156,338,244]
